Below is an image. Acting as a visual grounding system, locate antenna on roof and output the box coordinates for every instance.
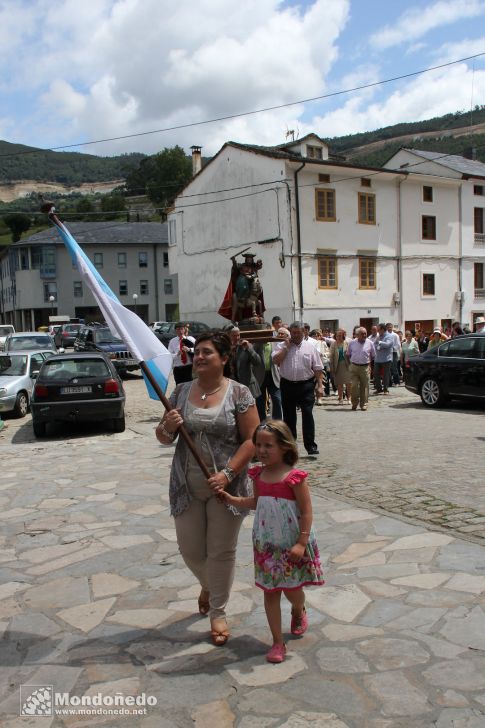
[285,128,295,142]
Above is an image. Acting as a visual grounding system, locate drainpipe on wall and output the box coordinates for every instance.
[397,176,406,328]
[458,183,463,323]
[294,161,306,321]
[153,243,160,321]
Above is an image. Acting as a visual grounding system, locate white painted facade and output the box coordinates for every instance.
[385,148,485,328]
[168,137,485,333]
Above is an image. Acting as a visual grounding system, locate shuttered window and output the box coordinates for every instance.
[318,257,337,289]
[315,189,336,221]
[358,193,376,224]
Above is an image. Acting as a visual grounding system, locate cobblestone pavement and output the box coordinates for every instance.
[0,377,485,727]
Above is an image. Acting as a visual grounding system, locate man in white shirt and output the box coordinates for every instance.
[168,322,195,384]
[272,321,323,455]
[386,323,401,386]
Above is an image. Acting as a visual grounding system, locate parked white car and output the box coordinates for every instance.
[0,350,55,417]
[5,331,60,354]
[0,325,15,351]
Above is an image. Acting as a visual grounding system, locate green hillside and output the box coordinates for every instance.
[325,106,485,167]
[1,106,484,186]
[0,141,145,184]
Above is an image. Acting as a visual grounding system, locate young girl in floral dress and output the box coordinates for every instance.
[219,420,324,663]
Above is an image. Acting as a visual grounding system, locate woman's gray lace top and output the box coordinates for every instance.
[167,380,255,517]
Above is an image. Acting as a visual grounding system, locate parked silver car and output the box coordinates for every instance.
[0,325,15,351]
[0,351,55,417]
[5,332,59,354]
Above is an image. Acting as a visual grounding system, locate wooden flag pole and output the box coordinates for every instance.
[138,361,211,479]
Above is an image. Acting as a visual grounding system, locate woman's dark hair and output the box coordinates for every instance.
[194,330,231,359]
[252,420,299,466]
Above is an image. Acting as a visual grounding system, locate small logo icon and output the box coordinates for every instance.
[20,685,53,716]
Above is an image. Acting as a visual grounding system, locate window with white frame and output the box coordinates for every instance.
[168,219,177,247]
[164,278,173,295]
[73,281,83,298]
[423,273,435,296]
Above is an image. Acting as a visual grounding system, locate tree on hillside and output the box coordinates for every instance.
[3,213,31,242]
[76,197,94,214]
[125,146,192,209]
[100,193,126,220]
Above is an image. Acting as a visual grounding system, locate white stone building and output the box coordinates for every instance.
[168,136,485,333]
[384,148,485,331]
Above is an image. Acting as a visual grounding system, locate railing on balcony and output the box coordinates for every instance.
[474,233,485,246]
[474,288,485,299]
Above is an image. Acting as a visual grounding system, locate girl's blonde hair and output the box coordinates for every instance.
[252,420,299,466]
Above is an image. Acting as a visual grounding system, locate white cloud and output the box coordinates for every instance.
[370,0,485,51]
[1,0,351,155]
[306,64,485,139]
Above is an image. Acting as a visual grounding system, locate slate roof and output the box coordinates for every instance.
[400,148,485,179]
[18,221,168,247]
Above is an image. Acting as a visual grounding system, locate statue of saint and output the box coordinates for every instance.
[218,251,265,324]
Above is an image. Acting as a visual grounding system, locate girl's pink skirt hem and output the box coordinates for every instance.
[256,579,325,593]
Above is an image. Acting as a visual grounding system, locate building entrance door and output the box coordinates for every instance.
[359,317,378,334]
[405,320,434,336]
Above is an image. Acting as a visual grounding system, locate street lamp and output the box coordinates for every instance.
[49,295,55,315]
[132,293,138,316]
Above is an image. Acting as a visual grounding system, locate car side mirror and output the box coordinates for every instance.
[58,347,65,354]
[31,370,40,379]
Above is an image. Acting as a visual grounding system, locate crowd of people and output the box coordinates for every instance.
[156,316,483,663]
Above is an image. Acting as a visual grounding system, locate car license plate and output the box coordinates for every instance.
[60,386,92,394]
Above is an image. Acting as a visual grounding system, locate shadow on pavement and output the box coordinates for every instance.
[10,418,121,445]
[1,622,269,673]
[390,400,485,414]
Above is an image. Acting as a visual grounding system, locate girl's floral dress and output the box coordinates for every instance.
[250,466,324,592]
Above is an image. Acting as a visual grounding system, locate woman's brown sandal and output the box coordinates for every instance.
[198,591,210,616]
[210,622,230,646]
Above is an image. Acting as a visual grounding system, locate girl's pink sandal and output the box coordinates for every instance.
[266,643,286,663]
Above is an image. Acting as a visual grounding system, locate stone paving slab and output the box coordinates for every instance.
[0,378,484,725]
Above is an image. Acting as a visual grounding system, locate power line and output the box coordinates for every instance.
[0,52,484,159]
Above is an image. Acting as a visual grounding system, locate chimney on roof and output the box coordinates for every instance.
[190,146,202,176]
[463,147,477,161]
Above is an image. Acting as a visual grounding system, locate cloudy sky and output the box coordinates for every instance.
[1,0,484,157]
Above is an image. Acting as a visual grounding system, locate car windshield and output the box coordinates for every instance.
[0,355,27,376]
[155,323,173,333]
[9,336,52,350]
[65,324,82,332]
[95,329,123,344]
[0,326,14,337]
[42,358,110,380]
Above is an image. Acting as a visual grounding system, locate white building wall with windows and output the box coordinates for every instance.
[168,145,295,326]
[398,175,460,326]
[168,138,485,333]
[295,165,403,331]
[385,148,485,329]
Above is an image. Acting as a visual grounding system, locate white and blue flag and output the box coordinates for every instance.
[50,215,172,399]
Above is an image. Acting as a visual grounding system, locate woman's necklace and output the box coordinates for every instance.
[199,382,224,400]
